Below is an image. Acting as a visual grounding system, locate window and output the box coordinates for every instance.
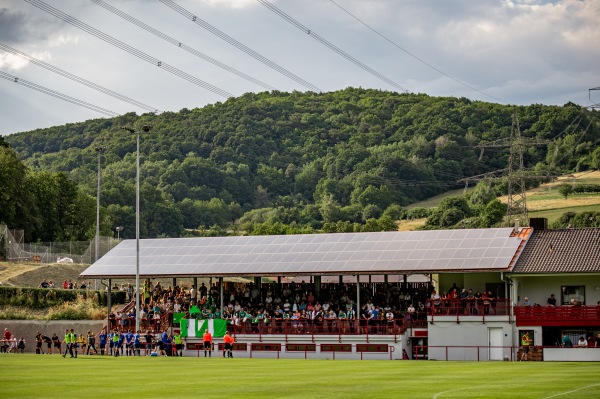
[561,286,585,305]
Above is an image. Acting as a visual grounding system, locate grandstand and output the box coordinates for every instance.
[80,222,600,361]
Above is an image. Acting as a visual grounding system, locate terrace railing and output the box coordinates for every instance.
[514,305,600,327]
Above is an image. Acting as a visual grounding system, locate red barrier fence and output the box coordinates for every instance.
[514,305,600,327]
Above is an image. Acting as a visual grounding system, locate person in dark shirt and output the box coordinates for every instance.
[547,294,557,307]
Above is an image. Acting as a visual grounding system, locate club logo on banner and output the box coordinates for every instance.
[180,319,227,338]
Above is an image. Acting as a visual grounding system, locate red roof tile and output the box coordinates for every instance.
[512,228,600,273]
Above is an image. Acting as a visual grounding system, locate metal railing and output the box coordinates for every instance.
[426,298,511,323]
[228,318,406,342]
[514,305,600,326]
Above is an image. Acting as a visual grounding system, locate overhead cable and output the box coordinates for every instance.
[257,0,408,93]
[0,70,118,117]
[0,42,159,114]
[90,0,276,91]
[158,0,322,93]
[25,0,233,98]
[328,0,505,103]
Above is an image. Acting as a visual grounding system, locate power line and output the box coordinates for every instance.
[158,0,322,93]
[257,0,408,93]
[328,0,506,103]
[0,70,118,117]
[25,0,233,99]
[0,42,159,114]
[90,0,277,92]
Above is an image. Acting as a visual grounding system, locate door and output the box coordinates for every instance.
[488,327,503,361]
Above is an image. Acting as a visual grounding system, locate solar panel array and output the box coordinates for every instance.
[80,228,523,278]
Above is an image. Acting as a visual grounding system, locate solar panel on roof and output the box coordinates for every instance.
[81,228,524,278]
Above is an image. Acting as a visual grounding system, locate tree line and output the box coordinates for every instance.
[3,88,600,241]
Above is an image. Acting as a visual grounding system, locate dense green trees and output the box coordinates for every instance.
[4,88,599,239]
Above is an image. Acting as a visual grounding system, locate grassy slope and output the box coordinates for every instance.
[405,170,600,229]
[0,356,599,398]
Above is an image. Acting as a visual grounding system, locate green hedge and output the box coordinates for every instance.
[573,184,600,194]
[0,287,126,309]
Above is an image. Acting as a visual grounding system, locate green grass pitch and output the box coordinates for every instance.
[0,355,599,398]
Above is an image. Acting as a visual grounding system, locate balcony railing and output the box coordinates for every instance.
[514,305,600,327]
[426,298,511,324]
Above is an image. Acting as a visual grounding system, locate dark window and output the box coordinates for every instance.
[561,286,585,305]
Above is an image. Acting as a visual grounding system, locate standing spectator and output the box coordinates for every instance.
[561,333,573,347]
[62,280,69,290]
[577,336,588,348]
[43,334,52,354]
[7,335,17,353]
[127,283,134,302]
[35,332,44,354]
[62,329,74,358]
[16,337,26,353]
[98,329,107,356]
[125,330,134,356]
[77,331,85,356]
[144,330,153,356]
[134,330,142,356]
[203,330,213,357]
[1,328,11,352]
[587,333,596,348]
[111,330,120,357]
[223,331,234,358]
[51,333,61,354]
[173,331,183,357]
[520,332,532,361]
[86,330,98,355]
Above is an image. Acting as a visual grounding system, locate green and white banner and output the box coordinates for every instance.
[180,319,227,338]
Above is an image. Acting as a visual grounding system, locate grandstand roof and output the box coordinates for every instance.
[511,228,600,274]
[80,228,526,279]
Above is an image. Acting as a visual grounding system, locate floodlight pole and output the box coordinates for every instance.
[94,146,107,290]
[121,125,151,332]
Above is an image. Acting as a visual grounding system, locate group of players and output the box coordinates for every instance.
[59,327,235,358]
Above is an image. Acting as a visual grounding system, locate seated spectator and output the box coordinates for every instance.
[39,279,49,289]
[547,294,556,307]
[577,336,588,348]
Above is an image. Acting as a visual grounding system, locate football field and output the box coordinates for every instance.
[0,355,598,398]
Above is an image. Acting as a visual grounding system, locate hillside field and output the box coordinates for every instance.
[0,355,598,398]
[405,170,600,229]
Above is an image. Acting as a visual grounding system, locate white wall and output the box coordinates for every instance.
[427,318,514,361]
[511,275,600,306]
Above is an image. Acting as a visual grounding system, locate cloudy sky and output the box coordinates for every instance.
[0,0,598,136]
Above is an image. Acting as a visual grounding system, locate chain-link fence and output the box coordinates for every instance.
[0,225,120,264]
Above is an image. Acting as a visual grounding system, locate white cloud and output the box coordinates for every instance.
[194,0,257,9]
[0,53,29,70]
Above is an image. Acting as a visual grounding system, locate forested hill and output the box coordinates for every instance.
[4,88,600,241]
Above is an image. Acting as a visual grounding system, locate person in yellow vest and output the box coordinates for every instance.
[173,332,183,357]
[77,332,86,356]
[70,329,79,358]
[223,331,235,358]
[112,330,120,357]
[62,329,73,358]
[520,332,532,361]
[203,330,213,357]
